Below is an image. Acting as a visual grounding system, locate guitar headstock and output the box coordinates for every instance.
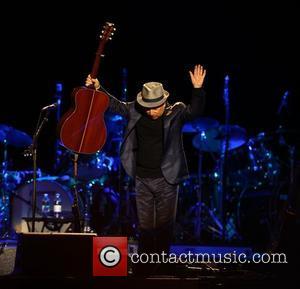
[100,22,116,42]
[91,22,116,77]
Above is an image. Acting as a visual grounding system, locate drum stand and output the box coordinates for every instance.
[72,153,82,232]
[192,148,223,242]
[194,150,204,240]
[0,141,9,238]
[221,75,230,241]
[287,145,297,214]
[209,75,240,241]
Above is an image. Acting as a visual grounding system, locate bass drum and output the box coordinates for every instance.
[11,180,74,233]
[236,187,284,251]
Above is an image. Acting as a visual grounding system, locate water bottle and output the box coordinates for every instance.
[83,207,91,233]
[53,193,62,218]
[41,193,50,216]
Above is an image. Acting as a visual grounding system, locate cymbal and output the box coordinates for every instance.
[0,124,32,147]
[193,124,247,152]
[0,130,5,142]
[254,128,300,143]
[182,117,220,133]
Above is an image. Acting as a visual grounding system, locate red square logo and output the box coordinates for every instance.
[93,237,128,276]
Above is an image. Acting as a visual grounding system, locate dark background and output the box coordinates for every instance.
[1,1,299,173]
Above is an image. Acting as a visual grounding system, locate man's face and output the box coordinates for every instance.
[145,102,166,119]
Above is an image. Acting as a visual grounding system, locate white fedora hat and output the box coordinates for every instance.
[136,82,169,108]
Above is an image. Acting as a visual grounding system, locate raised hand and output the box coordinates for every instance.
[189,64,206,88]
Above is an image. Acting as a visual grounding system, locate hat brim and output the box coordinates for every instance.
[136,90,169,108]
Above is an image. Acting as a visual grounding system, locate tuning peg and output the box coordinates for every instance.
[23,145,33,158]
[109,37,112,40]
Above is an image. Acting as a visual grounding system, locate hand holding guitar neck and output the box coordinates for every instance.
[85,74,100,90]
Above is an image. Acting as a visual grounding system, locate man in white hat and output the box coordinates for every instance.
[86,64,206,274]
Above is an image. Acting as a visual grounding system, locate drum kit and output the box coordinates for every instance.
[177,116,296,246]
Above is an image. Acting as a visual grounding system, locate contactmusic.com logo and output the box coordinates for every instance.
[93,237,128,276]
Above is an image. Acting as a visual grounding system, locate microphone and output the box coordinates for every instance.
[41,103,58,111]
[277,91,289,114]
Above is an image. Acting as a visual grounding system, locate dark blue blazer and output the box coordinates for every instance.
[106,88,205,184]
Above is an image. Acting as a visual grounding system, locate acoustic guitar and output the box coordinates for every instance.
[59,22,116,154]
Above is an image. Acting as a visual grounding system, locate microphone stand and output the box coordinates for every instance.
[30,109,51,232]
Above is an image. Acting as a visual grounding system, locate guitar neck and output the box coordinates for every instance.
[90,45,104,79]
[90,22,115,79]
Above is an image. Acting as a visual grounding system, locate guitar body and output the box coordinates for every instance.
[59,87,109,154]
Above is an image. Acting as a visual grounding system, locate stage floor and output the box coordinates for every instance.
[0,238,298,289]
[0,269,298,289]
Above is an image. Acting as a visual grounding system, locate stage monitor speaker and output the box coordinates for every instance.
[16,232,97,277]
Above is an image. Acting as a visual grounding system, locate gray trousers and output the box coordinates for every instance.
[135,176,178,255]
